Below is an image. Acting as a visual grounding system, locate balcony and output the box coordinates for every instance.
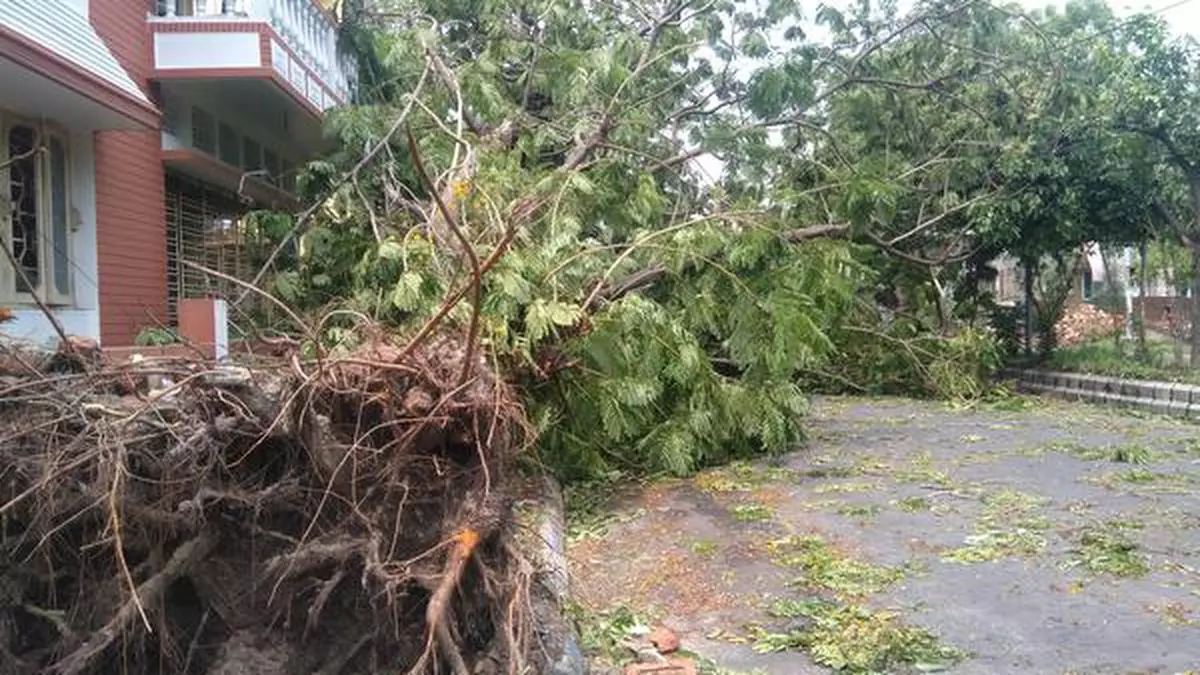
[150,0,356,113]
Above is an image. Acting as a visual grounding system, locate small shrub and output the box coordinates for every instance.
[134,326,179,346]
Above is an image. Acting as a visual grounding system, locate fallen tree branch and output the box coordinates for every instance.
[0,212,73,356]
[585,222,852,309]
[781,223,851,242]
[405,128,483,386]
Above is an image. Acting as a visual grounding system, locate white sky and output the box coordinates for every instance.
[1054,0,1200,31]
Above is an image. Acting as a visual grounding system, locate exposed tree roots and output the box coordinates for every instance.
[0,332,542,674]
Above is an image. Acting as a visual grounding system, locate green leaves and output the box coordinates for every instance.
[274,270,302,303]
[524,299,582,343]
[390,271,425,311]
[259,0,1074,483]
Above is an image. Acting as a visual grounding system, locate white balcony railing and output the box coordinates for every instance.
[154,0,355,104]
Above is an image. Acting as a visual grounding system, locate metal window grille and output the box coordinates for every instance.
[165,172,259,325]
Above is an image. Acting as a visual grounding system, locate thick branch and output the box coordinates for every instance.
[405,129,483,386]
[781,223,851,243]
[49,533,218,675]
[1121,123,1197,175]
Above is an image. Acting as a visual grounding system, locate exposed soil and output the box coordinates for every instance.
[569,396,1200,674]
[0,335,547,675]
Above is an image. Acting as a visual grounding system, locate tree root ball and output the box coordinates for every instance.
[0,332,543,675]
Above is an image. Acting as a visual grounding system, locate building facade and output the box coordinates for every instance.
[1,0,353,349]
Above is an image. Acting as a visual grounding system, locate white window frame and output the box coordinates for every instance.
[0,112,73,306]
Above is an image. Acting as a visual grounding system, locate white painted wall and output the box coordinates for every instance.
[154,32,263,70]
[6,128,101,346]
[1,0,149,105]
[214,299,229,359]
[270,38,333,111]
[160,84,303,168]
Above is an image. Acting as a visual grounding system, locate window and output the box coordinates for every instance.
[218,122,240,166]
[280,158,295,192]
[192,106,216,154]
[263,148,280,185]
[0,115,72,304]
[242,137,262,172]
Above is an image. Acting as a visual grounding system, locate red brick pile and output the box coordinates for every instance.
[1055,303,1122,346]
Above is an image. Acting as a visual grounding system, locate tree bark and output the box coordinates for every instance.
[1189,176,1200,369]
[1023,258,1035,359]
[1137,238,1148,358]
[1190,239,1200,369]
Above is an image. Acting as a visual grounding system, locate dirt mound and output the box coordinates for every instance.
[0,333,545,675]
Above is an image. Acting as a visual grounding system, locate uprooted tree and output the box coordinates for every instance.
[4,0,1189,672]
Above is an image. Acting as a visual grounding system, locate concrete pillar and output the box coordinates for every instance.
[177,298,229,359]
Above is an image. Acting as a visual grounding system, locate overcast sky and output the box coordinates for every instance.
[1039,0,1200,31]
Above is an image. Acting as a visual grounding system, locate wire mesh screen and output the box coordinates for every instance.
[165,172,261,326]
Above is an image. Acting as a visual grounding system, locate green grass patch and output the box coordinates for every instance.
[836,503,882,519]
[564,477,646,542]
[1066,521,1149,578]
[1119,468,1161,484]
[694,658,767,675]
[1183,438,1200,455]
[753,598,963,673]
[942,489,1050,563]
[800,465,861,479]
[942,529,1048,563]
[768,535,903,597]
[729,503,774,522]
[697,461,797,493]
[1046,338,1195,384]
[894,466,954,487]
[897,496,931,512]
[973,384,1040,412]
[1025,440,1156,464]
[1110,443,1154,464]
[893,452,955,487]
[690,539,720,557]
[567,603,652,664]
[1089,468,1198,492]
[814,481,879,495]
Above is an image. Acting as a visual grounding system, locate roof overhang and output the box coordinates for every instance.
[163,147,299,210]
[0,26,158,130]
[149,21,349,119]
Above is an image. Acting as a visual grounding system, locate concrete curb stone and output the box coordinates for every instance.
[1003,368,1200,420]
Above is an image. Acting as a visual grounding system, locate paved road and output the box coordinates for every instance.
[569,396,1200,674]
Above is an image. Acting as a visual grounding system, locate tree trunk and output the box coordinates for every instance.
[1098,247,1121,350]
[931,269,954,336]
[1189,177,1200,369]
[1023,258,1035,359]
[1137,239,1148,359]
[1190,239,1200,369]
